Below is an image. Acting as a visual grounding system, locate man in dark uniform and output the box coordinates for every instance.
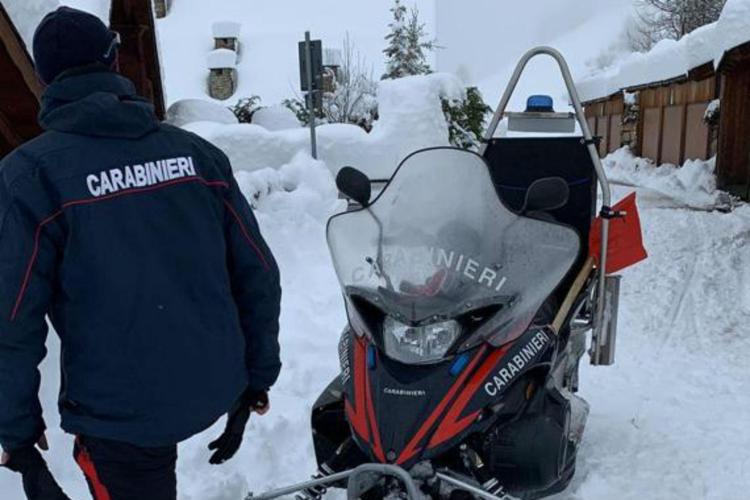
[0,7,282,500]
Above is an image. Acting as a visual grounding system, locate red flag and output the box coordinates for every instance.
[589,192,648,274]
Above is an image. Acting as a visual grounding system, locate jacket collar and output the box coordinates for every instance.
[39,68,159,139]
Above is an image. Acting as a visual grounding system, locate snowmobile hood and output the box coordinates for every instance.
[39,68,159,139]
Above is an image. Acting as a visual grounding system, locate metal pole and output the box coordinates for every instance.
[304,31,318,159]
[435,472,512,500]
[479,46,612,362]
[247,464,422,500]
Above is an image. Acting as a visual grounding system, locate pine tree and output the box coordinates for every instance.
[382,0,436,79]
[442,87,492,150]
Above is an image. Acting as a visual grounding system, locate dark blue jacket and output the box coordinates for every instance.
[0,69,281,450]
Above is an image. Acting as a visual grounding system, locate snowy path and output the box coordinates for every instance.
[1,167,748,500]
[558,187,750,500]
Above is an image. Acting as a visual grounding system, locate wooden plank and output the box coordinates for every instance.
[642,107,662,163]
[661,105,685,165]
[0,5,42,100]
[0,3,43,157]
[596,115,609,157]
[716,62,750,197]
[608,114,622,154]
[111,0,166,119]
[552,256,595,334]
[684,102,710,161]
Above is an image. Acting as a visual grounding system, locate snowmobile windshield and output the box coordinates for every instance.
[327,148,581,347]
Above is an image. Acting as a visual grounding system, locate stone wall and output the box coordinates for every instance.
[209,68,236,100]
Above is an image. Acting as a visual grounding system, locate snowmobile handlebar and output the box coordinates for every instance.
[479,46,613,365]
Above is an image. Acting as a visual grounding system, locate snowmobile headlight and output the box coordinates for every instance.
[382,317,461,365]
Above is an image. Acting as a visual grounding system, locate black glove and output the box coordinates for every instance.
[208,388,269,465]
[3,447,70,500]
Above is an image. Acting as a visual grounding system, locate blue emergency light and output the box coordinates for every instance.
[525,95,555,113]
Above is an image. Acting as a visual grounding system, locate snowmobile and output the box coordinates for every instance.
[251,47,629,500]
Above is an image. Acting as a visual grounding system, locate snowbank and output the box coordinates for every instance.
[251,106,301,131]
[185,73,459,179]
[166,99,239,128]
[603,147,725,210]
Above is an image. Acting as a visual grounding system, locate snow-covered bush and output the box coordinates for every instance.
[441,87,491,150]
[283,36,378,131]
[704,99,720,126]
[382,0,437,79]
[229,96,262,123]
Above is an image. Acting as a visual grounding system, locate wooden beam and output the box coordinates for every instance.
[0,110,23,152]
[0,4,43,101]
[552,256,595,334]
[110,0,166,119]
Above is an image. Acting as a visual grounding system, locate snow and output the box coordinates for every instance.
[3,0,59,50]
[212,21,242,40]
[323,48,343,67]
[576,22,719,102]
[184,72,459,179]
[3,3,750,499]
[250,106,301,131]
[2,130,749,500]
[713,0,750,67]
[464,1,634,114]
[705,98,721,122]
[566,185,750,500]
[156,0,435,106]
[577,0,750,102]
[207,48,238,69]
[602,147,726,211]
[5,0,112,52]
[166,99,239,128]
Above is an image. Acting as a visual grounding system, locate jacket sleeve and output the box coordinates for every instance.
[0,157,58,452]
[219,154,282,391]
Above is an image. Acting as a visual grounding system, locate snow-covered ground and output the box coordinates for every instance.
[1,142,748,498]
[183,73,461,179]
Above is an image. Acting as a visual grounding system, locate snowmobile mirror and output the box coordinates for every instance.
[522,177,570,214]
[337,166,372,207]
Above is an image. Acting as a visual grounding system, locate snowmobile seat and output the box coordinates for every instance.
[483,136,597,292]
[484,137,596,245]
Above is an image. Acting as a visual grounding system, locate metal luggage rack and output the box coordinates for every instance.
[247,463,515,500]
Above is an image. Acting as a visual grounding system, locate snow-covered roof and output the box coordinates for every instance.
[206,48,237,69]
[577,0,750,102]
[713,0,750,67]
[212,21,241,39]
